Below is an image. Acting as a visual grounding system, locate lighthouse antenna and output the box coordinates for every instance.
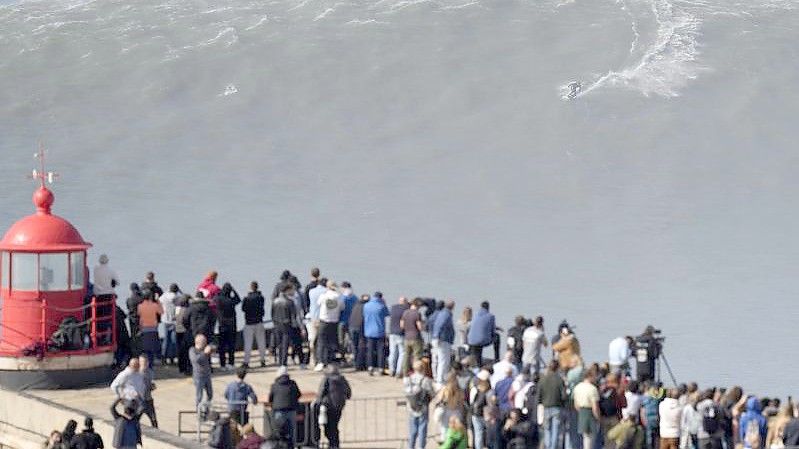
[30,143,59,187]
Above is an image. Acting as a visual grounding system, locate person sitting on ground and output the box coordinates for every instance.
[235,424,263,449]
[224,367,258,425]
[68,417,104,449]
[110,398,143,449]
[438,415,468,449]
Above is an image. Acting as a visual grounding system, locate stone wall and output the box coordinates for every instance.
[0,390,203,449]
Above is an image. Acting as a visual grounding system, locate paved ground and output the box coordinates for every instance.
[29,354,441,449]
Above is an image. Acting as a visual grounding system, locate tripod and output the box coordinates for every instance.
[656,349,678,387]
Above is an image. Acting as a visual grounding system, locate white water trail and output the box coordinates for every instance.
[562,0,700,99]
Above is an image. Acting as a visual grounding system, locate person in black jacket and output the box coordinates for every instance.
[183,292,216,339]
[271,270,293,300]
[316,364,352,449]
[139,272,163,299]
[113,305,131,369]
[126,283,142,354]
[242,282,267,368]
[215,283,241,370]
[268,366,301,448]
[347,295,369,371]
[68,418,104,449]
[272,284,298,368]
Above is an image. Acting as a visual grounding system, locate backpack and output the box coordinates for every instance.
[208,419,231,449]
[744,419,761,449]
[702,404,721,435]
[406,377,432,413]
[599,387,619,417]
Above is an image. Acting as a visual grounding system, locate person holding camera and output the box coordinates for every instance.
[635,326,662,383]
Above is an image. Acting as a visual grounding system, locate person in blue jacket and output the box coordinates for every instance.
[431,300,455,384]
[739,396,767,449]
[362,292,390,376]
[466,301,495,367]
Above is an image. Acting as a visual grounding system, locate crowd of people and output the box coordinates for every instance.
[45,257,799,449]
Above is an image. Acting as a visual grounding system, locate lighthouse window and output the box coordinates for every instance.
[11,253,37,291]
[70,251,85,290]
[1,251,8,289]
[39,253,69,292]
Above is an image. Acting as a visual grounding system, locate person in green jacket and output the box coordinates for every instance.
[438,416,468,449]
[607,410,645,449]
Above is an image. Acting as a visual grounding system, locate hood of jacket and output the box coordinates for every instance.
[746,396,761,414]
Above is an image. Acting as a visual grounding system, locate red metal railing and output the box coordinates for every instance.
[0,296,117,357]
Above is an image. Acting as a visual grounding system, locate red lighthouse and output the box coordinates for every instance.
[0,151,115,389]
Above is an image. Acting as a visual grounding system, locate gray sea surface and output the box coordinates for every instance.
[1,0,798,395]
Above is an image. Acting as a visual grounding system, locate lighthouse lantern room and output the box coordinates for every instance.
[0,150,115,390]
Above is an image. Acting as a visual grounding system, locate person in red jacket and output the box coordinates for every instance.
[197,271,221,311]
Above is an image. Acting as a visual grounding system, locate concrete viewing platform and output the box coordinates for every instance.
[19,356,441,449]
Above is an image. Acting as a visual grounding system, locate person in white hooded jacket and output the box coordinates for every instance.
[660,389,684,449]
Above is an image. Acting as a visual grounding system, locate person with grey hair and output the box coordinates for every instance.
[189,334,214,406]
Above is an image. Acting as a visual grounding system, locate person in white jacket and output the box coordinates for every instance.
[660,389,684,449]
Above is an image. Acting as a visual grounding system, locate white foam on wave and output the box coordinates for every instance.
[245,15,269,31]
[314,7,335,21]
[221,84,238,96]
[200,26,239,47]
[562,0,700,99]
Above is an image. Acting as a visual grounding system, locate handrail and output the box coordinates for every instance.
[0,295,116,358]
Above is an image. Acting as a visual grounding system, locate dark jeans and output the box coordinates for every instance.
[469,344,486,367]
[177,332,190,374]
[274,324,291,367]
[323,406,343,448]
[350,329,366,370]
[366,337,385,370]
[290,326,308,365]
[319,322,339,365]
[218,327,236,367]
[143,399,158,428]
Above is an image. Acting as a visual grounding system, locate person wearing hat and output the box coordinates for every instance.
[315,281,343,371]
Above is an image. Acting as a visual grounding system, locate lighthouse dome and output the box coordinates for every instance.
[0,186,91,251]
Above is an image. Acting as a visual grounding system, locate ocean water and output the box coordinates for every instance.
[1,0,798,395]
